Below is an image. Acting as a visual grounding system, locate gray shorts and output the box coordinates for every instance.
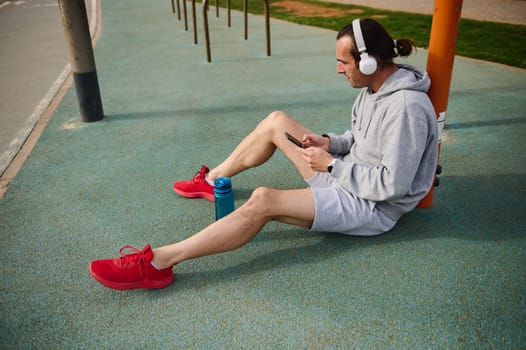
[306,172,396,236]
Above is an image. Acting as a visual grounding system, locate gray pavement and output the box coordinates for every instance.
[0,0,94,176]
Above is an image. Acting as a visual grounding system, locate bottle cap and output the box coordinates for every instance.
[214,177,232,193]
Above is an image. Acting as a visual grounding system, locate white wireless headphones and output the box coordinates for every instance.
[352,19,377,75]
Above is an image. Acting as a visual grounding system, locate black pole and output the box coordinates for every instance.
[58,0,104,122]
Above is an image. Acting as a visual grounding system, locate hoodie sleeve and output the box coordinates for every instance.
[325,130,354,155]
[330,97,431,202]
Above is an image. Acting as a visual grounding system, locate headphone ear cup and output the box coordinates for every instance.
[359,52,377,75]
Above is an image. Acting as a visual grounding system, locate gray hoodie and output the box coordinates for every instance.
[326,64,439,221]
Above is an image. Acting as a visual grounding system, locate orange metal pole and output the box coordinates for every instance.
[417,0,463,208]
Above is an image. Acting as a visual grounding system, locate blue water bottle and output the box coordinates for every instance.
[214,177,235,220]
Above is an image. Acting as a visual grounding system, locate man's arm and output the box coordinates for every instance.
[323,130,354,155]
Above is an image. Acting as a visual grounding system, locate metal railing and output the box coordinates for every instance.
[172,0,270,62]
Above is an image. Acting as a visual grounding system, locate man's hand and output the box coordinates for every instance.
[301,134,330,152]
[296,146,334,172]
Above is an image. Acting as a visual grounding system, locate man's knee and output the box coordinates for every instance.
[266,110,292,125]
[244,187,275,217]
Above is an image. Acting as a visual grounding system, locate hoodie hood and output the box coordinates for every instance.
[373,64,431,100]
[353,64,431,137]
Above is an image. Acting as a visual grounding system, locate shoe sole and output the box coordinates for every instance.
[173,186,214,201]
[89,265,174,290]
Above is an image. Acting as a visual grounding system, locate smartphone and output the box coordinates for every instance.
[285,132,306,148]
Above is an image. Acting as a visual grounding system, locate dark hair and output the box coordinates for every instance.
[337,18,416,65]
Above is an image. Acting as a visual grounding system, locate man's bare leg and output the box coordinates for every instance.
[155,111,318,268]
[152,187,315,268]
[207,111,317,182]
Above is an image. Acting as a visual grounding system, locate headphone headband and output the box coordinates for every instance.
[352,19,367,53]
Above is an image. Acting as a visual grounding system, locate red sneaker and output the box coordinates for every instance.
[173,164,214,201]
[89,245,174,290]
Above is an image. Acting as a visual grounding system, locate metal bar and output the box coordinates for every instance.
[264,0,270,56]
[243,0,248,40]
[183,0,188,31]
[192,0,197,44]
[227,0,231,27]
[176,0,181,20]
[202,0,211,62]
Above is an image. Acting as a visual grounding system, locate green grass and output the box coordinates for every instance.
[208,0,526,69]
